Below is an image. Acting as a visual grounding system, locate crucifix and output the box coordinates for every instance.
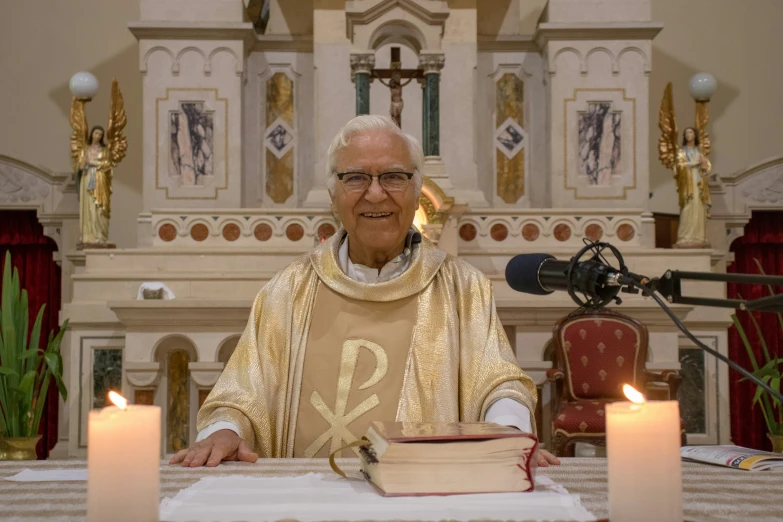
[372,47,422,129]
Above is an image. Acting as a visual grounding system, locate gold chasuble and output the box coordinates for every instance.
[197,229,537,458]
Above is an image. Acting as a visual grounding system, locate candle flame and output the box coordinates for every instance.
[108,391,129,410]
[623,384,646,404]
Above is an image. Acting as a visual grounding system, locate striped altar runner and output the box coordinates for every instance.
[0,458,781,521]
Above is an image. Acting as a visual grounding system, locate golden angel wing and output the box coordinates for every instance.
[658,82,679,170]
[695,101,711,157]
[105,79,128,166]
[69,97,89,173]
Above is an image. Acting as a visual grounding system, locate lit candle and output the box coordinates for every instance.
[606,384,682,522]
[87,392,160,522]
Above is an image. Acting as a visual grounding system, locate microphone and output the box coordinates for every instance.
[503,243,783,404]
[504,253,625,303]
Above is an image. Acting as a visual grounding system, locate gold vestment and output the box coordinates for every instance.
[197,230,537,458]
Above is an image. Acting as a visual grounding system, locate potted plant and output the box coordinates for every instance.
[731,260,783,453]
[0,251,68,460]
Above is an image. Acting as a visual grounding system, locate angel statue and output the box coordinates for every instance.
[70,79,127,248]
[658,82,712,249]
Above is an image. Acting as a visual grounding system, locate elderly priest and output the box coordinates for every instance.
[170,115,560,468]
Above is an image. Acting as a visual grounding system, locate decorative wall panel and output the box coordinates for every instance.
[156,88,228,200]
[167,350,190,453]
[265,72,296,204]
[564,88,636,200]
[495,73,527,204]
[170,102,214,186]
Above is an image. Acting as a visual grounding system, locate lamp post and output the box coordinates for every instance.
[688,73,717,151]
[69,72,99,101]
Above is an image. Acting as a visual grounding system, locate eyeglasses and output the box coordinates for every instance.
[335,171,414,193]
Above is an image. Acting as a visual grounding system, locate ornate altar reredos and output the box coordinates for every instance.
[43,0,744,457]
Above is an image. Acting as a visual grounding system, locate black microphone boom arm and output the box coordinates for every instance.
[653,270,783,312]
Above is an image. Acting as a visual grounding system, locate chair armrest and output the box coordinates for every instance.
[644,369,680,383]
[546,368,565,381]
[644,370,682,399]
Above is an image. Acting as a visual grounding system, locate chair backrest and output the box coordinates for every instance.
[551,308,648,401]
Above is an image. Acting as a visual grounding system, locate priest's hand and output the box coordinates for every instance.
[169,429,259,467]
[537,448,561,467]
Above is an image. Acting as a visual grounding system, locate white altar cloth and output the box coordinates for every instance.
[158,472,594,522]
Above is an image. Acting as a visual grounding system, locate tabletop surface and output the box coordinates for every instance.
[0,457,781,521]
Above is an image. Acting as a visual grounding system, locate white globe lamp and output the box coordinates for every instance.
[69,72,99,99]
[688,73,717,102]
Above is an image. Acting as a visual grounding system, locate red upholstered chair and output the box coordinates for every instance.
[546,308,682,457]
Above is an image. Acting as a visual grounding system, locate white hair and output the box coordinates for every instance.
[326,115,424,196]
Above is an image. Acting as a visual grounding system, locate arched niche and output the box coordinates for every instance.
[217,334,241,365]
[0,155,78,265]
[346,0,450,53]
[369,20,427,53]
[711,156,783,263]
[153,335,198,453]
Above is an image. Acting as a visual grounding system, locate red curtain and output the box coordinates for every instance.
[728,211,783,451]
[0,210,61,459]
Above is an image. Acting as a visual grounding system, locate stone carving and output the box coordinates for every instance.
[170,102,214,186]
[579,102,621,185]
[418,53,445,74]
[350,53,376,79]
[741,165,783,203]
[0,164,50,204]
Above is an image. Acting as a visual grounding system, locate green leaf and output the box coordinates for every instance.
[752,359,782,379]
[753,385,765,405]
[0,367,18,376]
[18,348,42,360]
[16,370,36,395]
[731,314,762,372]
[772,377,781,407]
[26,305,45,372]
[43,352,67,401]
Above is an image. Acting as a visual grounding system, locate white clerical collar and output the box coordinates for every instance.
[338,229,421,284]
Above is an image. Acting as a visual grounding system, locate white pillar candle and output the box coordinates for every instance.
[87,392,160,522]
[606,386,682,522]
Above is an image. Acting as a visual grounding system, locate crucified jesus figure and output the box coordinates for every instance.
[377,73,415,128]
[373,47,419,129]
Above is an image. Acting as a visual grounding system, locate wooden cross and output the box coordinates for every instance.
[372,47,423,129]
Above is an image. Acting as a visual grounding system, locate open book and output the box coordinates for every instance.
[681,445,783,471]
[358,421,539,496]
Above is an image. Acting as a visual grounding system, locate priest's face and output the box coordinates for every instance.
[331,130,418,262]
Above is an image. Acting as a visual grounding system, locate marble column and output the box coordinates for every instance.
[350,53,375,116]
[419,54,445,156]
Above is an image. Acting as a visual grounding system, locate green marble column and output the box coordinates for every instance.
[419,54,444,156]
[421,80,428,152]
[355,73,370,116]
[423,72,440,156]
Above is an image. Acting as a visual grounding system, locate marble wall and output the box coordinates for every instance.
[495,73,526,204]
[542,0,656,209]
[166,350,190,453]
[135,31,248,225]
[265,72,296,204]
[243,50,313,208]
[679,346,706,434]
[476,51,546,208]
[169,102,214,186]
[92,349,122,409]
[578,102,621,186]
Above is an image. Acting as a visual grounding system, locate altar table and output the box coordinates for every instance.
[0,458,781,521]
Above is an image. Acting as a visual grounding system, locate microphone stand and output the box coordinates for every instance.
[620,271,783,403]
[652,270,783,312]
[557,240,783,402]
